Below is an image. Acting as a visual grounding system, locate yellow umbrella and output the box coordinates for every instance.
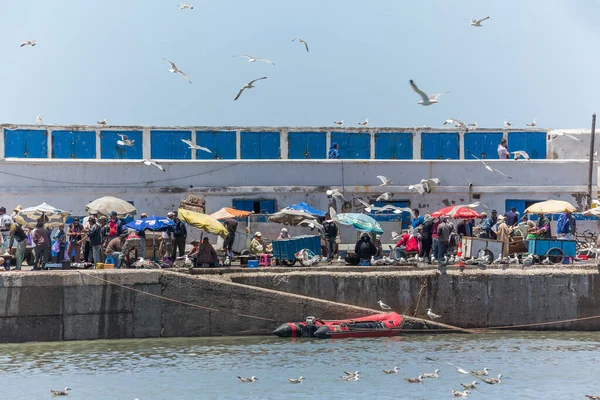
[177,208,228,238]
[525,200,576,214]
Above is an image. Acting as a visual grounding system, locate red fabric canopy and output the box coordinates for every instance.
[430,206,480,219]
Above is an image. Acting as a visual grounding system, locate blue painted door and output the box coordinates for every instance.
[232,199,276,222]
[101,131,143,159]
[151,130,191,159]
[375,132,413,159]
[240,131,280,159]
[52,131,96,159]
[331,132,370,159]
[464,132,503,159]
[288,132,326,159]
[421,132,459,160]
[196,131,236,160]
[508,132,546,159]
[4,129,48,158]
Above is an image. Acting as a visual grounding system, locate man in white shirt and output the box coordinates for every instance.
[497,138,510,159]
[0,207,14,251]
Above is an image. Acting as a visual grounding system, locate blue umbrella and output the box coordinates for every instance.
[125,215,175,232]
[285,202,326,217]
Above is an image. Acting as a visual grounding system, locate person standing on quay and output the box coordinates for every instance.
[32,221,51,270]
[8,220,27,270]
[171,212,187,260]
[419,215,434,263]
[323,214,338,263]
[223,218,238,258]
[87,216,103,264]
[328,143,340,159]
[67,217,84,262]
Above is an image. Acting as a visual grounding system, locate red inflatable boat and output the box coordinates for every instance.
[273,312,404,339]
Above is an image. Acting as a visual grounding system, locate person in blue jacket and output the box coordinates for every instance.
[557,209,572,240]
[328,143,340,159]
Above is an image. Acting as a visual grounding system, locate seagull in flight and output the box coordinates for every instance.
[410,80,448,106]
[36,115,42,125]
[409,178,440,195]
[377,175,393,186]
[292,38,309,52]
[234,77,267,101]
[326,188,347,202]
[334,120,344,127]
[443,118,467,130]
[181,139,212,153]
[117,134,134,147]
[97,118,107,125]
[236,55,275,65]
[552,132,582,142]
[376,206,415,218]
[50,387,71,396]
[526,119,537,127]
[427,308,441,320]
[503,119,512,128]
[378,300,392,310]
[238,376,258,383]
[467,122,478,129]
[513,150,530,160]
[297,219,324,233]
[358,118,369,126]
[471,16,490,27]
[162,58,192,83]
[142,159,165,172]
[467,150,513,179]
[178,4,193,10]
[376,192,393,202]
[354,198,378,213]
[20,40,36,47]
[464,201,488,209]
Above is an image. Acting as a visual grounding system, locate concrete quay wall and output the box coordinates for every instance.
[231,268,600,330]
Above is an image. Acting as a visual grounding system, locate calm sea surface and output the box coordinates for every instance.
[0,333,599,399]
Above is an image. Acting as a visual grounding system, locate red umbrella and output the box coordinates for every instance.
[430,205,480,219]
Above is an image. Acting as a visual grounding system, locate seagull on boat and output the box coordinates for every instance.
[480,374,502,384]
[117,134,134,147]
[451,389,471,398]
[470,368,490,376]
[551,132,582,142]
[427,308,441,320]
[421,369,440,378]
[288,376,305,384]
[181,139,212,153]
[142,159,165,172]
[162,58,192,84]
[467,122,478,129]
[377,175,393,186]
[378,300,392,310]
[234,77,267,101]
[444,362,470,375]
[382,366,398,374]
[334,120,344,127]
[292,38,309,52]
[404,375,423,383]
[410,80,448,106]
[327,188,347,202]
[461,381,479,390]
[443,118,467,130]
[526,119,537,127]
[178,4,193,10]
[409,178,440,195]
[20,39,36,47]
[36,114,42,125]
[376,192,393,202]
[97,118,107,125]
[513,150,530,160]
[358,118,369,126]
[50,387,71,396]
[236,55,275,65]
[238,376,258,383]
[467,151,513,179]
[503,119,512,128]
[471,16,489,27]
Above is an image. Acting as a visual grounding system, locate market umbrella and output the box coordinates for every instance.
[268,209,316,225]
[209,207,253,221]
[177,208,228,238]
[85,196,137,218]
[284,202,326,217]
[430,205,480,219]
[125,216,176,261]
[525,199,576,214]
[18,202,70,228]
[335,213,384,234]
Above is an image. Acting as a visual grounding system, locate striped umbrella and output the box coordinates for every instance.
[335,213,384,234]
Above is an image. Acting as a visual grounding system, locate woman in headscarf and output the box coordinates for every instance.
[277,228,291,240]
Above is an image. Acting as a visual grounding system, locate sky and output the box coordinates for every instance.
[0,0,599,129]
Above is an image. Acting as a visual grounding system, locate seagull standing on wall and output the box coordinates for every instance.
[162,58,192,83]
[36,115,42,125]
[427,308,441,320]
[97,118,107,125]
[443,119,468,130]
[468,122,478,129]
[410,80,448,106]
[358,118,368,126]
[526,119,537,127]
[378,300,392,310]
[334,120,344,127]
[503,120,512,128]
[471,16,490,27]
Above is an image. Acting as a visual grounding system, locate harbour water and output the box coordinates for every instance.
[1,332,599,399]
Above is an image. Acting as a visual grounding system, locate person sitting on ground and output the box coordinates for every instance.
[250,232,265,255]
[187,240,200,263]
[374,235,384,259]
[355,233,377,266]
[277,228,291,240]
[196,237,218,267]
[105,233,127,268]
[394,230,418,260]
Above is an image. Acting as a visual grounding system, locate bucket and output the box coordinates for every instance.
[95,263,104,269]
[248,260,259,268]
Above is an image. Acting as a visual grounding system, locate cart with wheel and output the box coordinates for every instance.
[461,236,505,262]
[528,239,577,264]
[272,235,321,266]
